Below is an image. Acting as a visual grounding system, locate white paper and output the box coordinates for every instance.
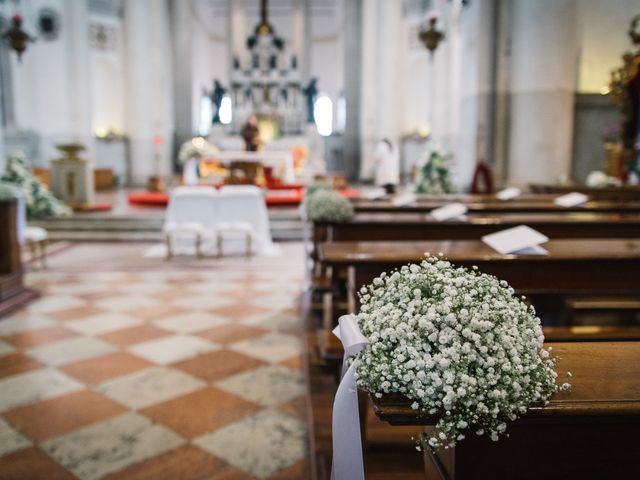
[431,202,469,222]
[512,244,549,256]
[496,187,522,200]
[482,225,549,255]
[554,192,589,207]
[391,193,417,207]
[362,188,387,200]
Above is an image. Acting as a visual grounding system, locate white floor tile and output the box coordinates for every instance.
[96,367,205,409]
[0,368,84,412]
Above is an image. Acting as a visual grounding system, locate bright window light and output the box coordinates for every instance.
[314,95,333,136]
[219,95,233,124]
[199,96,213,136]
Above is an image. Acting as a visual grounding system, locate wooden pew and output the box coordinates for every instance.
[318,325,640,374]
[325,212,640,241]
[371,341,640,479]
[318,239,640,324]
[530,183,640,201]
[352,198,640,214]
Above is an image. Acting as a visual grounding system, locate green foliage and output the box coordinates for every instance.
[305,189,354,223]
[414,147,455,194]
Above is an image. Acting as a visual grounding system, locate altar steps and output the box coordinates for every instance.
[30,210,304,242]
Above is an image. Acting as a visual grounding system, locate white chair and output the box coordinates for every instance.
[15,193,48,269]
[163,186,218,259]
[217,185,274,257]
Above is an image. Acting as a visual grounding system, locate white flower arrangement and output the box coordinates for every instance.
[355,255,565,449]
[2,151,72,218]
[305,189,354,223]
[178,137,219,165]
[414,145,455,194]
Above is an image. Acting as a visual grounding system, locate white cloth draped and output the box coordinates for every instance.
[331,314,369,480]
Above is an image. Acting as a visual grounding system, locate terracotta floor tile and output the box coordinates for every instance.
[60,351,154,384]
[209,303,270,321]
[141,387,260,438]
[223,288,270,300]
[103,444,231,480]
[196,324,268,344]
[270,458,311,479]
[2,326,77,349]
[98,325,172,347]
[172,350,266,382]
[4,390,126,441]
[125,305,187,322]
[0,352,45,379]
[50,305,104,322]
[0,447,77,480]
[277,396,307,422]
[279,355,303,371]
[76,291,122,302]
[151,288,198,301]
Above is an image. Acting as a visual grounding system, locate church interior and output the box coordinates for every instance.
[1,0,640,479]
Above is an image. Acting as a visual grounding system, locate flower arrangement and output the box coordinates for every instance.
[177,137,219,164]
[414,146,455,194]
[0,181,20,201]
[1,151,72,218]
[305,189,354,223]
[355,255,567,449]
[305,179,331,198]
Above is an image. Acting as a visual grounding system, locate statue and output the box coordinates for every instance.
[211,80,227,124]
[302,78,319,123]
[241,115,261,152]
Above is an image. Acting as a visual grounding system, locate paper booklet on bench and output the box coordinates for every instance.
[391,192,417,206]
[362,188,387,200]
[431,202,468,222]
[554,192,589,207]
[496,187,522,200]
[482,225,549,255]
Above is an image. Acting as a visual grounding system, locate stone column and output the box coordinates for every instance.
[64,0,93,153]
[292,0,310,81]
[506,0,578,185]
[169,0,193,163]
[229,0,247,67]
[343,0,363,180]
[123,0,174,186]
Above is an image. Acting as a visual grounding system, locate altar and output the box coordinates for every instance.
[208,150,296,185]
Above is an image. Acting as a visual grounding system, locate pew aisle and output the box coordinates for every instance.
[0,242,309,479]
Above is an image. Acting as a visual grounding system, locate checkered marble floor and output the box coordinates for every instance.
[0,243,309,479]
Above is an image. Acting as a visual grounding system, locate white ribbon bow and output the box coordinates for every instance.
[331,314,369,480]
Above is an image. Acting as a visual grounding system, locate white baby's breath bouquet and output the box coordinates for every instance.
[306,189,354,223]
[178,137,219,164]
[356,255,567,449]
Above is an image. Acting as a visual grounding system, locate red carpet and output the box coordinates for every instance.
[127,187,360,208]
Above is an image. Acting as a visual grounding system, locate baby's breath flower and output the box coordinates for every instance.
[355,255,564,449]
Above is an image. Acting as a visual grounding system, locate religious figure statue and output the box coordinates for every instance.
[302,78,319,123]
[241,115,261,152]
[211,80,227,124]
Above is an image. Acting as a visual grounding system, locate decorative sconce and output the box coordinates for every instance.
[2,14,35,60]
[419,11,445,55]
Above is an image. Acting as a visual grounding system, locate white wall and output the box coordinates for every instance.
[577,0,639,93]
[6,0,92,166]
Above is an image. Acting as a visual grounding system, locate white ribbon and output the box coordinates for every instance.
[331,314,369,480]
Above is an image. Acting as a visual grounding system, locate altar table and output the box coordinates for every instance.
[211,151,295,184]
